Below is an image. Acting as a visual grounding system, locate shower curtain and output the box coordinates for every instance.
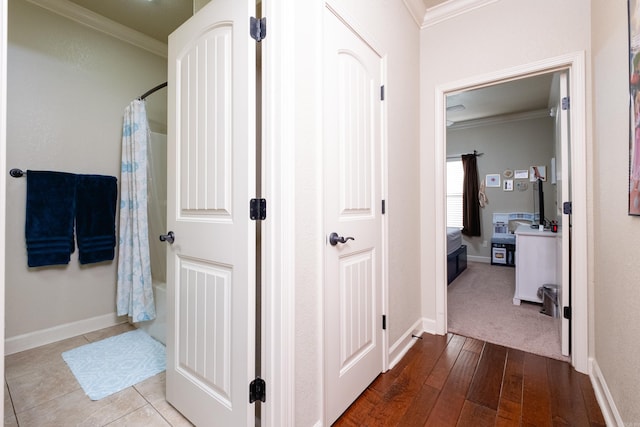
[116,99,156,322]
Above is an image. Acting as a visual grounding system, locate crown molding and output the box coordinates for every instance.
[25,0,167,58]
[448,108,550,130]
[422,0,498,29]
[402,0,429,27]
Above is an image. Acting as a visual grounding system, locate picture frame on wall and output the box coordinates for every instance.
[486,174,500,188]
[514,169,529,180]
[503,179,513,191]
[629,0,640,214]
[529,165,546,182]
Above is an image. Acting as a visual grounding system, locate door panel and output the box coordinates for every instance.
[166,0,256,425]
[558,71,570,357]
[324,8,383,425]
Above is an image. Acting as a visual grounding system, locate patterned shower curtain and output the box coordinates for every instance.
[116,99,156,322]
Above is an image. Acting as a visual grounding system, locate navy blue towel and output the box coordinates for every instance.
[25,171,77,267]
[75,174,118,265]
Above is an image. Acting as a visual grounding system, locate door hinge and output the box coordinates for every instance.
[382,315,387,330]
[250,198,267,220]
[563,201,572,215]
[249,377,266,403]
[250,17,267,42]
[380,85,385,101]
[563,306,571,320]
[561,96,570,110]
[382,200,386,215]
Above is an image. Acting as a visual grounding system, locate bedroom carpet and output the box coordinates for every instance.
[447,261,568,361]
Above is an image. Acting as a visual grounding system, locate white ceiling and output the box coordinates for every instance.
[422,0,450,8]
[446,73,555,124]
[64,0,552,124]
[66,0,193,42]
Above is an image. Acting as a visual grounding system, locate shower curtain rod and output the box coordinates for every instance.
[138,82,167,100]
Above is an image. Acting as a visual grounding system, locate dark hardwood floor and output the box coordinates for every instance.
[333,333,605,426]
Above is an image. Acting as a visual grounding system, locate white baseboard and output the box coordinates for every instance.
[5,313,126,355]
[388,319,424,370]
[468,255,491,263]
[589,357,623,426]
[422,317,438,335]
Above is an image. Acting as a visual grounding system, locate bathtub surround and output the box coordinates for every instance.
[117,99,155,323]
[137,131,168,345]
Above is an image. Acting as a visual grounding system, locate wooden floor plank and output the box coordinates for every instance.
[367,334,449,426]
[332,334,604,427]
[397,383,440,426]
[462,336,485,354]
[466,342,508,410]
[495,348,525,426]
[369,333,447,395]
[424,348,481,426]
[332,388,383,427]
[456,400,496,427]
[495,398,522,427]
[521,353,552,427]
[578,373,607,426]
[424,334,466,390]
[547,357,591,426]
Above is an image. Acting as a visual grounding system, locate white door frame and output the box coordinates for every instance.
[0,0,7,420]
[433,51,589,374]
[260,0,297,425]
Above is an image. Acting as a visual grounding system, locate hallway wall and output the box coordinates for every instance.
[419,0,591,341]
[591,1,640,424]
[5,0,166,344]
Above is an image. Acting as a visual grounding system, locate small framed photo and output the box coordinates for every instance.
[530,165,547,182]
[486,174,501,188]
[514,169,529,180]
[503,179,514,191]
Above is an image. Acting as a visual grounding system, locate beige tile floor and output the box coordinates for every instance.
[4,324,193,426]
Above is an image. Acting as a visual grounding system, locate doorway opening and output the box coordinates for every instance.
[433,52,589,373]
[444,70,568,360]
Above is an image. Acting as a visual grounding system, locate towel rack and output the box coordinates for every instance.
[9,168,25,178]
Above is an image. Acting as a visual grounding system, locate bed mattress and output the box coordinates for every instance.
[447,227,462,255]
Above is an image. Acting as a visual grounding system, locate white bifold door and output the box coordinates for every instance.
[165,0,257,425]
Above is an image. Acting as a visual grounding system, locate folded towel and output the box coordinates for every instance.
[75,174,118,265]
[25,171,77,267]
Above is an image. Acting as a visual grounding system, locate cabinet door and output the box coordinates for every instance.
[515,234,557,304]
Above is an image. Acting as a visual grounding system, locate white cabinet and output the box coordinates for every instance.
[513,225,560,305]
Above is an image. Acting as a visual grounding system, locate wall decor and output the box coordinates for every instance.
[503,179,513,191]
[529,165,546,182]
[630,0,640,214]
[514,169,529,180]
[503,169,513,178]
[486,174,500,188]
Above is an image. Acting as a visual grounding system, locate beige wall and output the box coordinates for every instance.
[447,116,556,259]
[5,0,166,339]
[591,1,640,424]
[292,1,421,424]
[420,0,591,333]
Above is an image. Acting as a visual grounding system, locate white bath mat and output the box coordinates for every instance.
[62,329,166,400]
